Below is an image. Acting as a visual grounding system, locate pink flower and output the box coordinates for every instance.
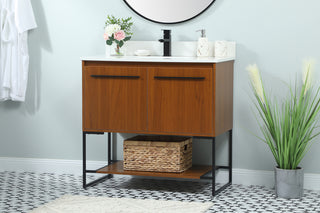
[103,33,109,40]
[114,30,126,41]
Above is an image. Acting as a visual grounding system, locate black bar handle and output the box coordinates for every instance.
[154,76,205,80]
[91,75,140,79]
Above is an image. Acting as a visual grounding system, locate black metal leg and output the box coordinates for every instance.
[229,130,233,183]
[107,133,113,178]
[83,131,113,189]
[203,130,232,196]
[108,133,111,165]
[83,132,87,189]
[212,137,216,196]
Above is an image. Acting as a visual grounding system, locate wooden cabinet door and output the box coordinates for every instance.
[83,64,147,132]
[147,65,214,136]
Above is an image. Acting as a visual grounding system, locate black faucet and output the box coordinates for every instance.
[158,29,171,57]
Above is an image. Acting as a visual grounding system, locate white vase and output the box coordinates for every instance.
[107,43,126,56]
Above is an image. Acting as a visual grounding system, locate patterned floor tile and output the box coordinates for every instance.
[0,171,319,213]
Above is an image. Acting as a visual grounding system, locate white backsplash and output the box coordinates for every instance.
[106,41,236,58]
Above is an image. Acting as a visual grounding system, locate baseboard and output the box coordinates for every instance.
[216,168,275,188]
[0,157,106,175]
[0,157,319,190]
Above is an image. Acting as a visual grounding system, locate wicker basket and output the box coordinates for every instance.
[123,135,192,173]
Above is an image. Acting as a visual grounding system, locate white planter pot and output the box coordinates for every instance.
[275,167,304,199]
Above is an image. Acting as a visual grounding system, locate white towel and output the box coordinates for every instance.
[0,0,37,102]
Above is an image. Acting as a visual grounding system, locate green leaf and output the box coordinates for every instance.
[119,40,124,47]
[106,40,112,45]
[123,36,131,42]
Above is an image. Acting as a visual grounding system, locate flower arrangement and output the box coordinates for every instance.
[104,15,133,55]
[247,61,320,170]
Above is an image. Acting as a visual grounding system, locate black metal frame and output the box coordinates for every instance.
[198,130,233,196]
[82,130,232,196]
[82,132,114,189]
[123,0,216,25]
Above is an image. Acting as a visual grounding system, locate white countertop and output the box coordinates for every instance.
[81,55,235,63]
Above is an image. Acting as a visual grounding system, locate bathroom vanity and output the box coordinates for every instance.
[82,56,234,196]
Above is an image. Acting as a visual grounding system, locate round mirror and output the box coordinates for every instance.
[124,0,215,24]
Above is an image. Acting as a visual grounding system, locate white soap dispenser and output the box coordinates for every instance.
[196,29,209,57]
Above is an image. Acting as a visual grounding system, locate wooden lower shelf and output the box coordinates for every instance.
[97,161,212,179]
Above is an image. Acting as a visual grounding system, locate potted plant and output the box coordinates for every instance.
[104,15,133,56]
[247,61,320,199]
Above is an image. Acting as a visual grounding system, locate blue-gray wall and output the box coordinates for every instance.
[1,0,320,173]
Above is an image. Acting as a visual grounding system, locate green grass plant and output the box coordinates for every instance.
[248,63,320,169]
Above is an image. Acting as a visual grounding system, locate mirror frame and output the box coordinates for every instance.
[123,0,216,24]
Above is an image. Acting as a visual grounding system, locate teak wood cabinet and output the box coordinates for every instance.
[83,64,147,132]
[82,60,234,196]
[83,61,234,137]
